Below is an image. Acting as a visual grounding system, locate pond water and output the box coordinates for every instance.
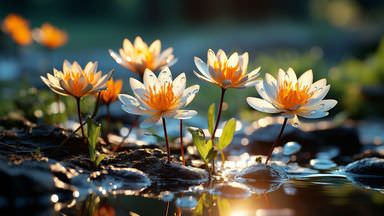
[53,176,384,216]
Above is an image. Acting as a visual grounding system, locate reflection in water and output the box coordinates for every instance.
[57,177,384,216]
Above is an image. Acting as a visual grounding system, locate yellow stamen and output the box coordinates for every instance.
[276,80,313,110]
[213,59,243,86]
[143,83,180,112]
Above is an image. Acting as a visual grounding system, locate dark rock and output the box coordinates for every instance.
[0,124,88,161]
[344,157,384,176]
[104,148,209,186]
[245,124,361,163]
[0,160,76,208]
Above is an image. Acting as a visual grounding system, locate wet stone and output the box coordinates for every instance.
[235,164,288,182]
[310,158,337,170]
[210,182,252,199]
[344,157,384,176]
[283,141,302,156]
[175,196,198,209]
[235,164,288,194]
[89,166,151,192]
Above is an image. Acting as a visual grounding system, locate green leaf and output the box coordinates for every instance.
[206,144,217,162]
[218,118,236,150]
[207,103,215,135]
[87,117,101,162]
[188,127,212,164]
[95,154,106,167]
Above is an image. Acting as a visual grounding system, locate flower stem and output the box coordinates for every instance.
[162,117,171,163]
[210,88,226,173]
[265,117,288,164]
[105,104,111,144]
[75,97,86,140]
[179,119,185,165]
[211,88,226,139]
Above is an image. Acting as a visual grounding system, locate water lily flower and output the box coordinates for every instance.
[32,23,68,49]
[109,36,176,77]
[1,14,32,46]
[119,67,199,162]
[246,68,337,163]
[41,60,112,138]
[194,49,260,89]
[193,49,261,162]
[41,60,111,98]
[100,78,123,105]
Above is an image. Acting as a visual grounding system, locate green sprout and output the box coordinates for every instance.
[189,103,236,174]
[87,117,106,168]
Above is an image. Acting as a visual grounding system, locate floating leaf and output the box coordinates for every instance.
[208,103,215,135]
[188,127,212,164]
[218,118,236,150]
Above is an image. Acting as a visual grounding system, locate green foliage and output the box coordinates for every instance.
[207,103,215,135]
[189,105,237,168]
[188,128,214,164]
[217,118,236,151]
[87,117,105,168]
[329,38,384,117]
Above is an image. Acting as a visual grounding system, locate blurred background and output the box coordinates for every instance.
[1,0,384,124]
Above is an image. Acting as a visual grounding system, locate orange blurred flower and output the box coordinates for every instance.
[1,14,32,46]
[99,78,123,104]
[33,23,67,49]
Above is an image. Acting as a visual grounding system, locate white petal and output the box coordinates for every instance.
[246,97,280,113]
[129,78,146,99]
[310,78,327,92]
[193,70,214,84]
[247,67,261,78]
[143,69,158,89]
[134,36,147,49]
[123,38,134,52]
[298,69,313,87]
[157,67,173,85]
[194,57,210,78]
[307,85,330,106]
[227,52,239,68]
[172,73,186,96]
[239,52,249,72]
[181,85,200,106]
[255,80,274,103]
[71,61,82,74]
[207,49,216,65]
[149,39,161,56]
[299,110,329,119]
[264,73,278,99]
[299,99,337,113]
[63,60,71,74]
[119,94,140,107]
[217,49,227,62]
[287,67,297,82]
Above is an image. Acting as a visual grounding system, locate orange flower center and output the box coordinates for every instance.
[276,80,313,110]
[143,83,180,112]
[213,60,244,86]
[134,48,154,69]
